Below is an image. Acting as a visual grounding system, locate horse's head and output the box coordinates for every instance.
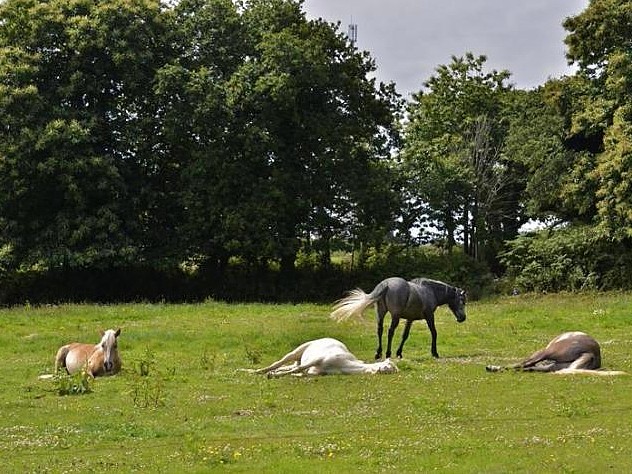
[448,288,467,323]
[99,328,121,372]
[375,358,399,374]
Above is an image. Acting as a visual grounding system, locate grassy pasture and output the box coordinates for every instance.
[1,293,632,473]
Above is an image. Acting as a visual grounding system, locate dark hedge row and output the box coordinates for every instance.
[0,247,492,306]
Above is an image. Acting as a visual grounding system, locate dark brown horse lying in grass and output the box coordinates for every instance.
[486,331,625,375]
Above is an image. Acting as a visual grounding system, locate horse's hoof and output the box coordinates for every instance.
[486,365,501,372]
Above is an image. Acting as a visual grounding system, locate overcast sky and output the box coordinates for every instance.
[303,0,589,99]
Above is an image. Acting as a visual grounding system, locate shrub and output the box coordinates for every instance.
[353,244,493,299]
[500,224,632,293]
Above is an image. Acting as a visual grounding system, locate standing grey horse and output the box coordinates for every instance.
[331,277,467,359]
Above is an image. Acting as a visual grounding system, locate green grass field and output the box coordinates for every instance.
[1,293,631,473]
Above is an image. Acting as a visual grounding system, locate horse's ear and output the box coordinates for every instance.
[100,330,105,337]
[115,328,121,337]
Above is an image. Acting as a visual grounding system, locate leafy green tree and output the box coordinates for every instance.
[241,0,401,271]
[150,0,248,269]
[563,0,632,237]
[501,224,632,292]
[0,0,400,280]
[0,0,168,268]
[402,53,519,269]
[502,85,595,223]
[158,0,401,272]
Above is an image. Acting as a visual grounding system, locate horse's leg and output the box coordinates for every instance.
[487,348,556,372]
[426,317,439,358]
[87,350,104,377]
[385,316,400,359]
[267,362,301,377]
[254,342,310,374]
[567,352,598,370]
[488,361,571,373]
[375,301,387,360]
[395,319,413,359]
[521,361,568,372]
[512,349,549,369]
[268,358,322,378]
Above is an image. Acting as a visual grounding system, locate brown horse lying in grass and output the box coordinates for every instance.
[39,329,122,379]
[245,338,398,377]
[486,331,625,375]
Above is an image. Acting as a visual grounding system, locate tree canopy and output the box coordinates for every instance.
[401,53,523,270]
[563,0,632,238]
[0,0,401,275]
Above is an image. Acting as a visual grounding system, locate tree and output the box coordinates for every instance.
[563,0,632,237]
[401,53,519,269]
[1,0,401,277]
[151,0,250,269]
[158,0,402,272]
[0,0,169,269]
[502,85,595,224]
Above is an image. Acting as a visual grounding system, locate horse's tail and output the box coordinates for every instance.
[54,345,71,372]
[486,365,627,376]
[554,368,627,376]
[38,345,72,380]
[331,281,388,322]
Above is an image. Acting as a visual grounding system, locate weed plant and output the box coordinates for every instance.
[53,370,92,396]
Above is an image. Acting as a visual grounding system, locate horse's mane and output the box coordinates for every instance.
[411,277,453,290]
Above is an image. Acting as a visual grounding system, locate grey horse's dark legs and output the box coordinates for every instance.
[426,317,439,358]
[375,302,387,360]
[375,318,384,360]
[396,319,414,358]
[385,317,400,359]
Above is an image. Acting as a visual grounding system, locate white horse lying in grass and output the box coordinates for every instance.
[486,331,626,375]
[246,338,398,377]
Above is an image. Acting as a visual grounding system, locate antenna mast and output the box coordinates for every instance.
[348,20,357,44]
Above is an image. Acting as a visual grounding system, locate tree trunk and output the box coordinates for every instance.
[462,202,470,256]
